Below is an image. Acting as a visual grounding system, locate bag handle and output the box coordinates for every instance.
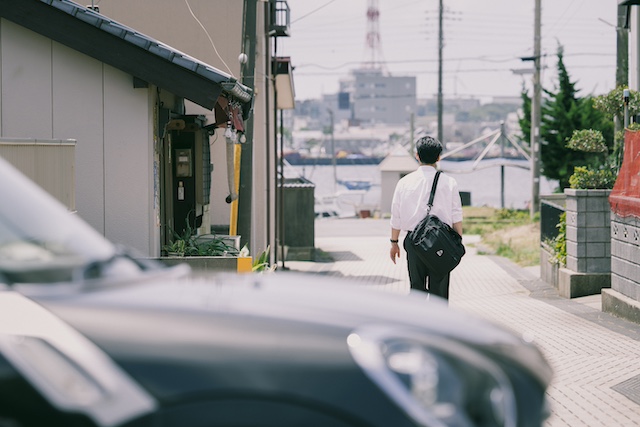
[426,171,442,214]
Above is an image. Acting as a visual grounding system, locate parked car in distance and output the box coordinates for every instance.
[0,156,552,427]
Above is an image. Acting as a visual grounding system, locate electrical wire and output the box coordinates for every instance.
[293,50,612,71]
[291,0,340,25]
[184,0,234,77]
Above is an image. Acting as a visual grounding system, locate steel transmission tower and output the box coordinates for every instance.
[363,0,387,72]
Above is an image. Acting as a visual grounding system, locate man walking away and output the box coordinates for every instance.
[389,136,463,300]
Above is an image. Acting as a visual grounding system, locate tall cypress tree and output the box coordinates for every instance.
[536,46,613,189]
[518,85,532,145]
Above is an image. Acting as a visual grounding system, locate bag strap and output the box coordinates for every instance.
[426,171,442,214]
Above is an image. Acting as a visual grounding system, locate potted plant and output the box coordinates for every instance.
[158,220,251,273]
[163,221,239,257]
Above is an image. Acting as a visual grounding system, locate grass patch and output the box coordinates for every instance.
[463,207,540,267]
[312,248,334,263]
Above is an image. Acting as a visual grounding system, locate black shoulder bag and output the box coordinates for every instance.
[407,171,466,277]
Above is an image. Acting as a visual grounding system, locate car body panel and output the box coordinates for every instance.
[0,155,552,427]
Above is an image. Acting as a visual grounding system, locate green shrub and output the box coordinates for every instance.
[593,86,640,119]
[568,166,617,190]
[252,246,276,272]
[546,212,566,266]
[566,129,607,153]
[163,220,238,257]
[495,208,531,221]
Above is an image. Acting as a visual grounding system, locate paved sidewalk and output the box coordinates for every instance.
[284,217,640,427]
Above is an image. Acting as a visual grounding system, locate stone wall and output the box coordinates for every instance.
[565,189,612,273]
[603,130,640,324]
[558,189,611,298]
[609,214,640,300]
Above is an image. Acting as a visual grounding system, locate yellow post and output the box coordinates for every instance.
[229,144,242,235]
[236,256,253,273]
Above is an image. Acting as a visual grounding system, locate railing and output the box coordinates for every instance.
[540,194,566,243]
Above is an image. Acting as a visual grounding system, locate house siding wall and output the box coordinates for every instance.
[0,18,157,255]
[51,41,106,234]
[97,1,273,256]
[1,21,53,137]
[103,65,153,255]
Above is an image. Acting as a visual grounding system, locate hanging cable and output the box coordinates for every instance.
[184,0,234,76]
[291,0,339,24]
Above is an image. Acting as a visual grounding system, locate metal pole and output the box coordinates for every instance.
[530,0,541,217]
[264,4,272,250]
[410,111,415,153]
[237,0,258,249]
[616,5,629,90]
[279,108,287,270]
[501,165,505,208]
[500,121,505,208]
[273,39,280,265]
[437,0,444,144]
[328,109,336,193]
[616,5,629,170]
[624,88,630,128]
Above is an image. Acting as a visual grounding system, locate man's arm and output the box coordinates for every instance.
[453,221,463,236]
[390,227,401,264]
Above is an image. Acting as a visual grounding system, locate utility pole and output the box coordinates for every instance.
[328,109,337,193]
[410,111,415,153]
[530,0,541,217]
[437,0,444,144]
[616,4,629,151]
[500,121,506,209]
[616,5,629,89]
[237,0,258,249]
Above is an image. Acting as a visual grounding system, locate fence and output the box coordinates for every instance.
[540,194,566,243]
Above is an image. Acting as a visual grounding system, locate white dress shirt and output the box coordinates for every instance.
[390,165,463,231]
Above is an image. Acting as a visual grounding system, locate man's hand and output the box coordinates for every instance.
[390,243,400,264]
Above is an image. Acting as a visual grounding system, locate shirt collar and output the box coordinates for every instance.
[418,164,438,173]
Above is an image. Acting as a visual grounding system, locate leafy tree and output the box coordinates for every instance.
[593,86,640,170]
[522,46,614,189]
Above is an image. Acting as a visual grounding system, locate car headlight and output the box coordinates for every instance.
[347,327,517,427]
[0,292,157,427]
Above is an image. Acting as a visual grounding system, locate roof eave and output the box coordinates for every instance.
[0,0,253,111]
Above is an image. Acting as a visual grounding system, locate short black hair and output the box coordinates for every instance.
[416,136,443,164]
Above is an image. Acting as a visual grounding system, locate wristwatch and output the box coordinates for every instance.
[390,239,399,243]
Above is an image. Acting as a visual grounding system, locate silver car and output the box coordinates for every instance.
[0,156,551,427]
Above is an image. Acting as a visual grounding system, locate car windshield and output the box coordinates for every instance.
[0,158,138,286]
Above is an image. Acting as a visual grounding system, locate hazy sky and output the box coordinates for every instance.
[278,0,618,102]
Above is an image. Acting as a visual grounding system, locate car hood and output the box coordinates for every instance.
[37,272,552,402]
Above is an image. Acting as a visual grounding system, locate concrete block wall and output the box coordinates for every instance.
[610,214,640,301]
[564,189,611,274]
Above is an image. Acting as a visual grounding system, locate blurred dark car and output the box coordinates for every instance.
[0,156,552,427]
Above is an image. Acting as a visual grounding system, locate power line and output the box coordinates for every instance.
[291,0,340,25]
[293,63,614,77]
[293,51,613,71]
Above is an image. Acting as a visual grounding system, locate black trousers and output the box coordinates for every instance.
[403,234,451,300]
